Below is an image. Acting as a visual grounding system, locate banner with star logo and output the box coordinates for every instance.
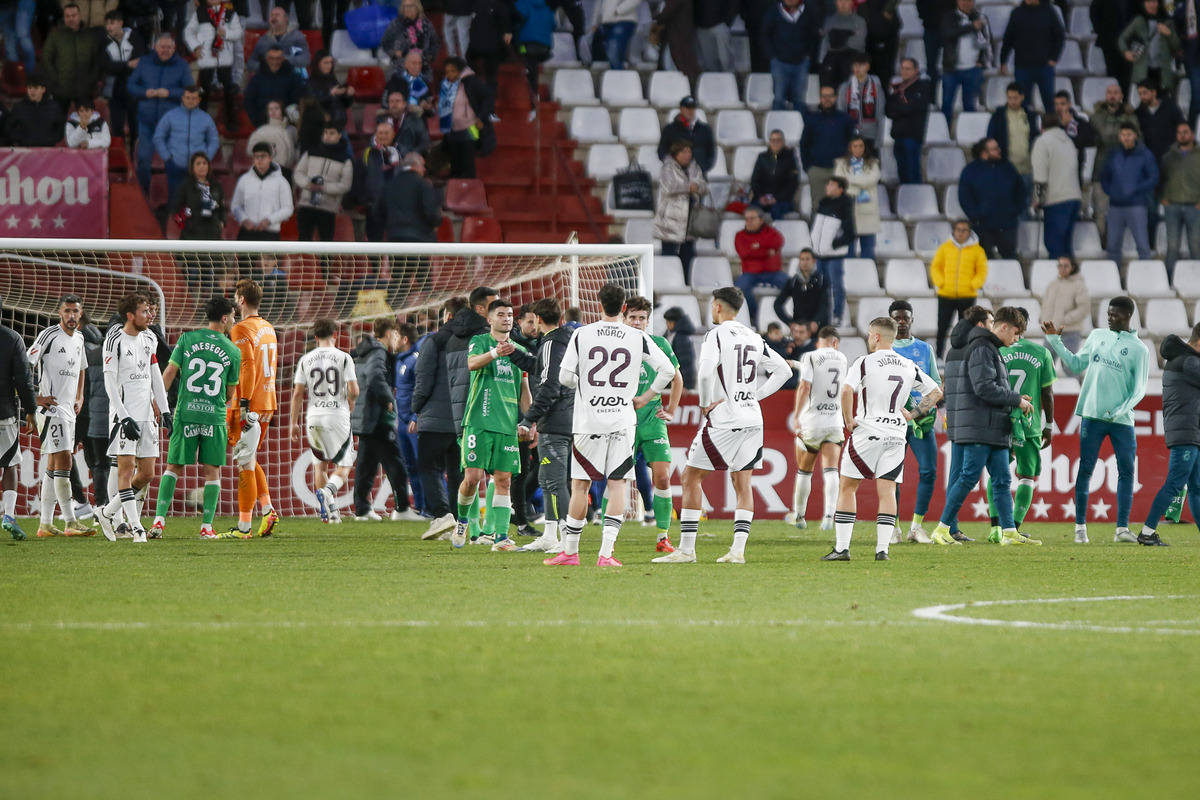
[0,148,108,238]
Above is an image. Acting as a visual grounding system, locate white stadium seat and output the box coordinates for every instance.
[986,4,1013,39]
[718,219,744,258]
[707,147,730,179]
[775,220,813,256]
[896,184,941,222]
[600,70,647,107]
[877,188,895,220]
[623,218,659,250]
[654,295,703,334]
[697,72,742,110]
[715,110,760,146]
[855,296,894,335]
[1173,260,1200,296]
[839,336,868,364]
[885,258,933,296]
[1029,260,1059,297]
[1079,260,1124,298]
[943,186,965,220]
[552,69,599,106]
[913,221,952,258]
[1072,224,1106,259]
[585,144,630,181]
[732,145,766,182]
[762,110,803,144]
[547,31,581,66]
[985,260,1030,298]
[1056,40,1086,75]
[329,29,376,66]
[909,298,939,338]
[924,112,952,146]
[636,144,663,177]
[1018,221,1047,259]
[690,256,734,294]
[1125,261,1176,299]
[897,4,922,35]
[604,183,653,220]
[1004,298,1043,330]
[648,71,691,109]
[843,258,885,297]
[955,111,991,147]
[757,301,787,332]
[654,255,687,292]
[617,107,663,145]
[1080,77,1116,111]
[1069,6,1094,37]
[876,221,913,258]
[925,148,966,183]
[1144,298,1190,338]
[745,72,774,111]
[569,107,615,142]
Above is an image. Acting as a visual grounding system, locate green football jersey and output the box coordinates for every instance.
[636,334,680,426]
[464,333,527,434]
[1000,337,1056,437]
[169,329,241,425]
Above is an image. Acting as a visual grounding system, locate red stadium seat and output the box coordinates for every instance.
[460,216,503,243]
[232,140,253,174]
[334,214,357,242]
[346,67,386,102]
[1,62,25,96]
[358,103,381,134]
[444,179,490,216]
[149,174,169,209]
[244,30,264,64]
[436,217,455,243]
[303,30,324,59]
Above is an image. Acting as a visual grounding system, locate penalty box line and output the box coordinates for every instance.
[0,618,927,632]
[911,595,1200,636]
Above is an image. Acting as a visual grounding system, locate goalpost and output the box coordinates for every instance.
[0,238,655,521]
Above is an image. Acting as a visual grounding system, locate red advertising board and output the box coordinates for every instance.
[0,148,109,237]
[665,391,1172,523]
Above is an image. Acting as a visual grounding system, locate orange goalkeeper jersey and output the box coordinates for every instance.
[231,314,278,414]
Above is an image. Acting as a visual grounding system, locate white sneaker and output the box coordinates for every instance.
[355,510,383,522]
[889,528,903,545]
[716,550,745,563]
[390,508,423,522]
[1114,528,1137,543]
[132,528,148,543]
[652,550,697,563]
[450,520,468,548]
[518,534,559,552]
[1075,526,1089,544]
[907,526,933,544]
[422,513,456,540]
[328,509,342,525]
[784,512,807,529]
[545,540,565,554]
[820,516,834,530]
[491,537,518,552]
[96,505,117,541]
[74,502,95,519]
[472,534,495,546]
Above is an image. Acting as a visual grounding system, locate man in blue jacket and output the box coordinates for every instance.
[958,138,1027,258]
[761,0,823,111]
[1101,122,1160,264]
[393,322,424,516]
[801,85,855,211]
[128,33,192,193]
[152,85,220,203]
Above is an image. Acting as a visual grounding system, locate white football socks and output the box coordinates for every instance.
[2,489,16,518]
[39,476,55,525]
[834,511,855,551]
[731,509,752,557]
[679,508,700,555]
[563,515,585,555]
[876,513,896,554]
[324,474,345,494]
[792,469,812,517]
[599,515,622,557]
[822,468,839,518]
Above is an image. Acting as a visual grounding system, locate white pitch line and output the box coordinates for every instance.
[0,618,926,633]
[911,595,1200,635]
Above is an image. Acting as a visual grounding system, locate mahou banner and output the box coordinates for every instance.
[665,392,1172,523]
[0,148,108,237]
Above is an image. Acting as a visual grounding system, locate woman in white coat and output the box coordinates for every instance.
[653,139,707,284]
[833,136,881,260]
[185,0,243,127]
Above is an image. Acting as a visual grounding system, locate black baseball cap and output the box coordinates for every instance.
[680,96,697,108]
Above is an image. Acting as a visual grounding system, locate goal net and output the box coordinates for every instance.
[0,238,653,520]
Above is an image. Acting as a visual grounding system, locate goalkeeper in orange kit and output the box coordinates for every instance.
[229,279,280,537]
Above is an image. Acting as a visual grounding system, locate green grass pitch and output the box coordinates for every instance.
[2,517,1198,799]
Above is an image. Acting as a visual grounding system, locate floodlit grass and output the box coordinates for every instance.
[2,518,1198,800]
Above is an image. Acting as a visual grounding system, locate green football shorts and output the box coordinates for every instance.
[635,419,672,463]
[1011,435,1042,477]
[167,421,228,466]
[461,427,521,474]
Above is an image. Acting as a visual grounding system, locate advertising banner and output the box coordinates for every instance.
[0,148,108,237]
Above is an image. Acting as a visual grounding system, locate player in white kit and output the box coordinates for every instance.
[786,326,847,532]
[822,317,942,562]
[547,283,676,567]
[26,294,92,537]
[289,318,360,524]
[96,293,170,543]
[655,287,790,564]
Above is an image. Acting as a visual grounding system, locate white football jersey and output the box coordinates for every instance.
[27,324,85,418]
[294,346,358,418]
[698,320,791,429]
[560,320,675,434]
[103,326,159,422]
[844,349,938,438]
[798,347,848,430]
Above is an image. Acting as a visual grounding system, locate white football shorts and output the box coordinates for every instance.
[686,423,764,472]
[571,428,635,481]
[840,427,906,482]
[307,414,355,468]
[36,406,76,455]
[107,417,159,459]
[797,425,845,454]
[0,416,21,467]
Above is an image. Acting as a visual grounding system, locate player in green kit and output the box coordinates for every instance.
[152,296,241,539]
[618,295,683,551]
[985,307,1055,542]
[451,298,536,551]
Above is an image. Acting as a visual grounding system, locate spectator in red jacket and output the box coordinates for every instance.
[733,206,788,325]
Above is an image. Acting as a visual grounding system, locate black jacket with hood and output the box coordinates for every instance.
[1160,334,1200,449]
[351,335,396,436]
[520,324,574,436]
[954,326,1022,448]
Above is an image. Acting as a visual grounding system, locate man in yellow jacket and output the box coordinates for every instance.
[930,220,988,358]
